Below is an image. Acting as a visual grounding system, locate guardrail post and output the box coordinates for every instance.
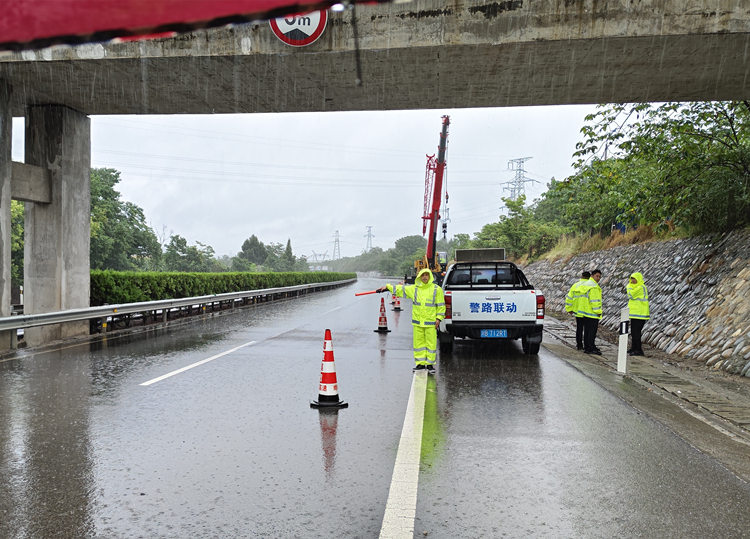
[100,317,107,333]
[162,309,168,323]
[618,307,629,374]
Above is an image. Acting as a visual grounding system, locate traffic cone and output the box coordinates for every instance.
[392,295,402,312]
[311,329,348,409]
[374,297,391,333]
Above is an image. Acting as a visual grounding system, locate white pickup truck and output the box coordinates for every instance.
[437,249,545,354]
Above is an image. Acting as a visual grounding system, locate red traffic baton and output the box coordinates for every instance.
[355,290,382,296]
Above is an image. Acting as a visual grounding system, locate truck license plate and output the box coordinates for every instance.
[480,329,507,338]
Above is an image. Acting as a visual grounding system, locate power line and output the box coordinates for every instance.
[92,148,540,177]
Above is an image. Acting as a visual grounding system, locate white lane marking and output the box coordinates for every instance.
[140,341,257,386]
[140,302,347,386]
[320,306,343,316]
[379,371,428,539]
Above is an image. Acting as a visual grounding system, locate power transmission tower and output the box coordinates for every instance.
[332,230,341,260]
[364,226,374,252]
[503,157,538,201]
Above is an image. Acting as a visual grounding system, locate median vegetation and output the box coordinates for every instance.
[90,270,356,305]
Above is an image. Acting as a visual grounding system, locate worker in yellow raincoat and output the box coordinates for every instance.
[377,268,445,373]
[627,271,650,356]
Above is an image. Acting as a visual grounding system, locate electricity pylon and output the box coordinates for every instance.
[332,230,341,260]
[503,157,537,201]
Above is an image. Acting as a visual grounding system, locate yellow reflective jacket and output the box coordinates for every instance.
[565,278,589,317]
[387,268,446,327]
[578,278,602,319]
[627,272,650,320]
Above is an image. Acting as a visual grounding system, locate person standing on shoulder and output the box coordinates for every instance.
[627,272,649,356]
[376,268,445,373]
[579,269,603,355]
[565,271,591,350]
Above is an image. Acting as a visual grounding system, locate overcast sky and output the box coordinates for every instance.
[12,105,598,260]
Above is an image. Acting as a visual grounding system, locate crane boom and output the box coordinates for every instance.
[415,115,450,278]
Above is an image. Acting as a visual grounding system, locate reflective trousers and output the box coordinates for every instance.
[413,325,437,366]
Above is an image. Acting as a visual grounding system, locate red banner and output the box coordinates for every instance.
[0,0,384,52]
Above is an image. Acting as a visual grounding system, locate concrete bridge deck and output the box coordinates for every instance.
[1,0,749,115]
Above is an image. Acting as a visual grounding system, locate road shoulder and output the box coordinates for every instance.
[543,337,750,484]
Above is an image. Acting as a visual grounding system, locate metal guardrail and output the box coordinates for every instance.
[0,278,356,332]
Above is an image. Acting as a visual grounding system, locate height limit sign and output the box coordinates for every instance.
[270,10,328,47]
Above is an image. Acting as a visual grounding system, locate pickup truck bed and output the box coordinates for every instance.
[437,261,545,354]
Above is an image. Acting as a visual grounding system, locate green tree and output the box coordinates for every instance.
[164,235,220,272]
[472,195,566,259]
[90,168,162,271]
[257,239,307,272]
[394,235,427,258]
[10,200,23,289]
[566,101,750,234]
[451,233,471,251]
[378,255,400,276]
[533,178,570,225]
[231,257,256,272]
[283,239,295,269]
[238,235,267,265]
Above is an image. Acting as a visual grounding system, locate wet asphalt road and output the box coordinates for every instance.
[1,278,749,538]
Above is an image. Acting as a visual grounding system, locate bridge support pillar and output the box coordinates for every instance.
[0,81,13,349]
[23,105,90,346]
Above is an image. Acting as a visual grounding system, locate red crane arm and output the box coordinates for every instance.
[423,116,450,266]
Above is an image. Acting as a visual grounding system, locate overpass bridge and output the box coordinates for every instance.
[1,0,749,347]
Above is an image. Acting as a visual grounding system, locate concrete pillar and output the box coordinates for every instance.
[0,81,12,349]
[24,106,90,345]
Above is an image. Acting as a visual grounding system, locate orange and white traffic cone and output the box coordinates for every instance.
[311,329,348,409]
[392,295,402,312]
[374,297,391,333]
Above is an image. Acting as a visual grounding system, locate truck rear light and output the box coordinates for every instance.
[536,294,545,319]
[445,292,452,319]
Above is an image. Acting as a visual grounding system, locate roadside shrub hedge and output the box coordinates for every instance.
[90,270,357,306]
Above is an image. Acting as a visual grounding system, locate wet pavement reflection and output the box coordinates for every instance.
[0,350,95,538]
[317,409,339,480]
[416,341,750,538]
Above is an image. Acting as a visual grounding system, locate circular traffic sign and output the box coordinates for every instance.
[270,10,328,47]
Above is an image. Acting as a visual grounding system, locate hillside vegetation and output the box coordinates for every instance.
[473,101,750,264]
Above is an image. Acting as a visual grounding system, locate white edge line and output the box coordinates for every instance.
[379,371,428,539]
[140,341,257,386]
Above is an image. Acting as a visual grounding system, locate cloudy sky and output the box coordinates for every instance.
[12,104,598,260]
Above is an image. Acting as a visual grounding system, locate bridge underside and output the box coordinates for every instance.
[2,32,749,116]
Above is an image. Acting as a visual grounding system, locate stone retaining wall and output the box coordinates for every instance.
[523,229,750,376]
